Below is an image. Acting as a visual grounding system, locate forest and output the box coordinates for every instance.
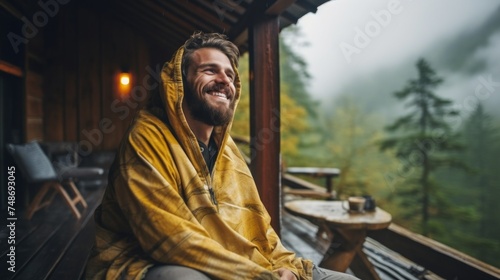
[231,27,500,268]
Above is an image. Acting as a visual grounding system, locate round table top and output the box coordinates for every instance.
[285,200,392,230]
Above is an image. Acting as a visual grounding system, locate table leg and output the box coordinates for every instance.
[325,175,333,193]
[350,248,381,280]
[319,229,366,272]
[319,228,381,280]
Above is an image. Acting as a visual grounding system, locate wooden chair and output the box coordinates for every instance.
[7,141,103,220]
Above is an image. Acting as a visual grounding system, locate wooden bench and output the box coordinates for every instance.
[286,167,340,193]
[282,173,336,200]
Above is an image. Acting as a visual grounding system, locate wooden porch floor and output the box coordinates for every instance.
[0,185,102,280]
[0,182,443,280]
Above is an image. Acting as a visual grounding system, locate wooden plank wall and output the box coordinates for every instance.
[25,28,45,141]
[42,2,152,152]
[25,70,44,140]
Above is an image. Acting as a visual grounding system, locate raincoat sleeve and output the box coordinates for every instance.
[262,210,314,280]
[113,126,280,280]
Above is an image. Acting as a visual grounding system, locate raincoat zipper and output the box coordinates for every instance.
[190,137,218,208]
[208,180,218,206]
[207,156,218,208]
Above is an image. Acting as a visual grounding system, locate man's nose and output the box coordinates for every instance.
[215,72,231,85]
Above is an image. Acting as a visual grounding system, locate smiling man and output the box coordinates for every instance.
[85,32,358,280]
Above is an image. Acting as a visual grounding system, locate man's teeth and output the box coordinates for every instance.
[210,92,227,99]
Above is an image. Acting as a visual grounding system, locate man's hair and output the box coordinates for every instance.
[182,32,240,76]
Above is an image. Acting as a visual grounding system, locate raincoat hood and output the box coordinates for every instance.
[156,46,241,166]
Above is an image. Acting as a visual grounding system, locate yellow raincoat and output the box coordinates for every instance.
[85,47,313,280]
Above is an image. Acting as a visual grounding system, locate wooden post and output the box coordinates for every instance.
[248,15,281,233]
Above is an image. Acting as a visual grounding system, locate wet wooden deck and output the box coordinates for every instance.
[0,186,101,280]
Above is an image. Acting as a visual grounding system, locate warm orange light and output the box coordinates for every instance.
[117,72,132,97]
[120,73,130,85]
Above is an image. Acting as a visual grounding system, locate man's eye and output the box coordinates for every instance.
[204,69,215,74]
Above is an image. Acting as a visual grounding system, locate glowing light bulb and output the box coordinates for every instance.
[120,74,130,85]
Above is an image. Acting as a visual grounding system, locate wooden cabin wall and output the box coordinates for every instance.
[43,1,153,152]
[25,37,45,141]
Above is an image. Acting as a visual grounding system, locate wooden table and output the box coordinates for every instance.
[286,167,340,193]
[284,200,392,280]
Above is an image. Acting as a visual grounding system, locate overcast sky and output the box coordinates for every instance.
[292,0,500,116]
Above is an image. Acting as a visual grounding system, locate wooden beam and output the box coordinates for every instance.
[227,0,273,45]
[0,60,23,77]
[193,0,240,23]
[249,15,281,234]
[0,0,24,19]
[265,0,296,15]
[159,0,232,31]
[295,0,320,14]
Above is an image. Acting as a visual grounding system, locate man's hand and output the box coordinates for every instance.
[276,268,298,280]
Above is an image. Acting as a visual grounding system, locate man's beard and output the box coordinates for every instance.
[184,83,235,126]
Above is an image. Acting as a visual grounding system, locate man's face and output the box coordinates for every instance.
[183,48,237,126]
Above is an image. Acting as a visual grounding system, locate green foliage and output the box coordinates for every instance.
[434,103,500,266]
[279,27,318,118]
[380,58,466,236]
[231,53,250,138]
[231,37,311,159]
[318,95,399,200]
[280,83,309,156]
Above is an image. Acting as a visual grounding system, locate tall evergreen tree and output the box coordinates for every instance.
[446,102,500,266]
[380,58,464,236]
[462,103,500,238]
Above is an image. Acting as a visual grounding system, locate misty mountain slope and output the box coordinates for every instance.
[322,5,500,120]
[430,5,500,74]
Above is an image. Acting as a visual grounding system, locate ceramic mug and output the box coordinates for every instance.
[342,196,366,213]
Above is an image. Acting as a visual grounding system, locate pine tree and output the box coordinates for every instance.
[380,58,464,236]
[462,103,499,238]
[451,103,500,266]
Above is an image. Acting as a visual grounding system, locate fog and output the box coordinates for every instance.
[294,0,500,119]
